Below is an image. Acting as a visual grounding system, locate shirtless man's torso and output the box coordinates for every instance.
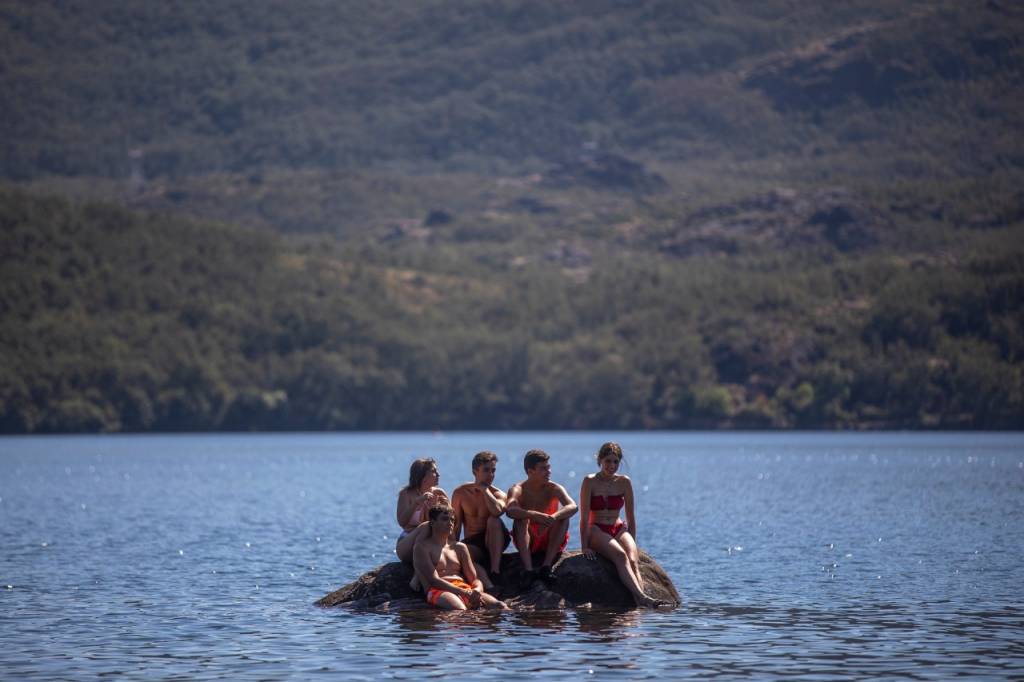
[452,451,511,578]
[505,450,577,581]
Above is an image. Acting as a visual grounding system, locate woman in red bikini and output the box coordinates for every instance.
[579,442,661,608]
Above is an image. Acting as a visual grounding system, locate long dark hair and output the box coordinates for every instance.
[406,458,437,492]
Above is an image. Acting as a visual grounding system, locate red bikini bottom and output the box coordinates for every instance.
[594,520,625,538]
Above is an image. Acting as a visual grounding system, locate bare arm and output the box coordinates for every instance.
[623,477,637,542]
[551,483,578,521]
[451,488,465,540]
[504,483,529,520]
[396,489,419,528]
[579,476,593,553]
[433,487,450,504]
[456,543,483,608]
[481,485,506,516]
[400,487,448,529]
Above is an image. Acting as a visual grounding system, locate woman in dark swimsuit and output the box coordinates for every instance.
[579,442,660,608]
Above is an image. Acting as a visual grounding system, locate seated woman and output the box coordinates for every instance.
[579,442,663,608]
[395,458,449,589]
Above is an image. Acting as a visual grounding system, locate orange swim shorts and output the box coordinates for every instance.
[426,578,475,607]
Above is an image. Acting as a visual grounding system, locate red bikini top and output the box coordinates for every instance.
[590,494,625,511]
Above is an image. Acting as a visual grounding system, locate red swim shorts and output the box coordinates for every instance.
[516,520,569,555]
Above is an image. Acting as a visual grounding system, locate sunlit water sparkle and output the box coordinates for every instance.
[1,432,1022,679]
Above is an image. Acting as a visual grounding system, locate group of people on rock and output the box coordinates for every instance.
[394,442,666,611]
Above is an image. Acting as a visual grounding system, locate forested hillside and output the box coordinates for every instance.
[3,187,1020,432]
[1,1,1022,431]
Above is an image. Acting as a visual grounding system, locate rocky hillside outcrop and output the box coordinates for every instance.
[654,186,886,258]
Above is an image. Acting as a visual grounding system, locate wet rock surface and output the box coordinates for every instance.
[315,550,680,611]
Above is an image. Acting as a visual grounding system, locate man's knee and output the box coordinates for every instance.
[551,517,569,544]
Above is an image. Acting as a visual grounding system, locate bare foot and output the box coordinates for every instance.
[638,594,669,609]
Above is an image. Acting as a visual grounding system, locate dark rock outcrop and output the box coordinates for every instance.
[743,4,1024,112]
[655,186,885,258]
[315,550,680,611]
[742,23,914,109]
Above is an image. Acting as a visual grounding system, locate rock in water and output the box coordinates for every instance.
[315,550,680,610]
[553,551,680,608]
[315,561,418,608]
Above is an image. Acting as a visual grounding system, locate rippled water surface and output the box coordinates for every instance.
[2,432,1022,679]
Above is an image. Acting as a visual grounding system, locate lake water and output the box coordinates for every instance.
[1,432,1022,679]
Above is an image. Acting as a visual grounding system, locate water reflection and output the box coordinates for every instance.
[575,608,640,637]
[392,607,506,638]
[506,608,569,632]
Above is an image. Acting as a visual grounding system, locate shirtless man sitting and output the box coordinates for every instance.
[505,449,578,584]
[413,504,508,611]
[452,451,511,583]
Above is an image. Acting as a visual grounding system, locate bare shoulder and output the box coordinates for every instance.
[413,536,435,559]
[489,485,507,499]
[549,481,570,495]
[452,483,475,497]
